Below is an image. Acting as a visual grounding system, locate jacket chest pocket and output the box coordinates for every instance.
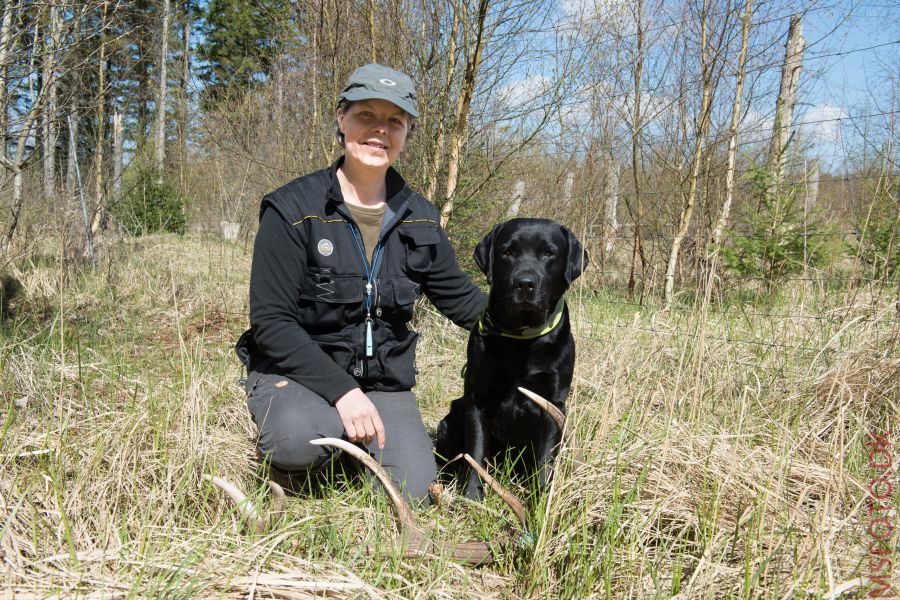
[299,269,364,304]
[398,222,440,275]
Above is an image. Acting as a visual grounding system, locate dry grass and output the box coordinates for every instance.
[1,232,896,598]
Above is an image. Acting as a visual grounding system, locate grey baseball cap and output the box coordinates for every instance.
[339,64,418,118]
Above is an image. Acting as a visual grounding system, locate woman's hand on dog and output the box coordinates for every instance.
[335,389,386,449]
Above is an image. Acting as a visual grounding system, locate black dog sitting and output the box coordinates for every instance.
[435,218,588,500]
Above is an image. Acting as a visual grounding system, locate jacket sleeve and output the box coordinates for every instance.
[249,205,359,404]
[422,223,487,330]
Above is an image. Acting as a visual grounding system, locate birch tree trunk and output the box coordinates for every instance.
[710,0,752,251]
[880,108,897,283]
[310,9,320,162]
[626,0,644,300]
[4,114,40,246]
[439,0,490,228]
[804,158,819,213]
[604,161,620,254]
[425,0,459,201]
[507,180,525,218]
[113,112,124,204]
[179,0,190,192]
[0,2,11,141]
[664,0,717,306]
[767,14,804,189]
[802,157,819,274]
[327,0,341,159]
[367,0,377,62]
[68,115,95,265]
[92,0,108,233]
[563,171,575,213]
[155,0,170,181]
[1,4,41,246]
[67,115,78,197]
[43,2,59,203]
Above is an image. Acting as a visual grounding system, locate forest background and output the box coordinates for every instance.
[0,0,896,289]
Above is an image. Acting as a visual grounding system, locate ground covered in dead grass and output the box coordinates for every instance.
[1,233,897,598]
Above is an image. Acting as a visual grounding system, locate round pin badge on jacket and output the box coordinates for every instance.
[318,239,334,257]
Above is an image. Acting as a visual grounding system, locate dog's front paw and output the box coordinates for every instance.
[464,476,485,501]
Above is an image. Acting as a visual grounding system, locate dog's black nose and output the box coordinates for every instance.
[515,275,536,293]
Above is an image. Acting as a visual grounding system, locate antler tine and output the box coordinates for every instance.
[518,387,565,431]
[309,438,424,547]
[518,386,586,467]
[267,480,287,524]
[458,454,527,527]
[202,474,265,533]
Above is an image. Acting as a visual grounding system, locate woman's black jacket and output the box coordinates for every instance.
[238,158,486,404]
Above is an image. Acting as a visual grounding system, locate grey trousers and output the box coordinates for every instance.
[246,361,437,503]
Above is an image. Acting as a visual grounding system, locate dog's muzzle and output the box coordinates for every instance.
[509,270,551,311]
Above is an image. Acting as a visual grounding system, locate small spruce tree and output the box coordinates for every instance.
[721,166,838,288]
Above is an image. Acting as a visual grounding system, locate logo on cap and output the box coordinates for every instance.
[317,239,334,257]
[379,78,397,86]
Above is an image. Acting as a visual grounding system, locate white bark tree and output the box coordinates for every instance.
[1,2,44,246]
[768,14,804,189]
[604,161,620,254]
[710,0,753,252]
[424,0,459,202]
[42,2,60,203]
[664,0,727,306]
[439,0,491,228]
[113,112,124,204]
[155,0,170,181]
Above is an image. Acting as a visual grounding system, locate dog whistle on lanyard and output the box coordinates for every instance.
[365,318,374,357]
[349,221,383,360]
[365,282,374,357]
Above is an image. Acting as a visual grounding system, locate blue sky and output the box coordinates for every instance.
[805,1,897,106]
[500,0,897,171]
[798,1,898,169]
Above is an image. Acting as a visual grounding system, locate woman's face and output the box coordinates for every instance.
[338,99,410,171]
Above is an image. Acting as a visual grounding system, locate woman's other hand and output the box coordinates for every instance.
[334,389,386,449]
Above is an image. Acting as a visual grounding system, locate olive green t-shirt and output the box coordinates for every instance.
[345,202,386,265]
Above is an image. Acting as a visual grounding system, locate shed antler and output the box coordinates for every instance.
[518,386,566,430]
[310,438,514,565]
[202,474,286,535]
[518,386,584,464]
[452,453,526,527]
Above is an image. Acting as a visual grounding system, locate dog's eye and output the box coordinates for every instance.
[503,250,513,258]
[543,250,555,258]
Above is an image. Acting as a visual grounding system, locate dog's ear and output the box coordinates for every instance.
[473,223,503,283]
[563,226,589,286]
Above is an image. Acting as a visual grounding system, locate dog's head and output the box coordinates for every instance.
[473,218,588,330]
